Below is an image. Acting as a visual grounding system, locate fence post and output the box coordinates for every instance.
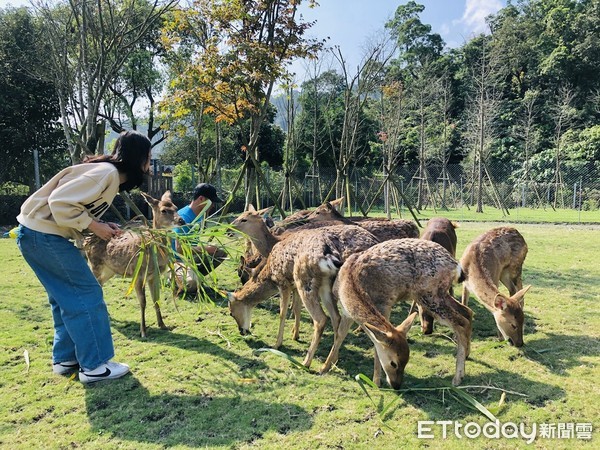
[578,177,583,223]
[573,182,577,209]
[33,149,41,190]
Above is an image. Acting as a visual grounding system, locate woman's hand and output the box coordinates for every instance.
[88,220,122,240]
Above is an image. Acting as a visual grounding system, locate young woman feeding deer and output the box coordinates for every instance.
[16,130,152,384]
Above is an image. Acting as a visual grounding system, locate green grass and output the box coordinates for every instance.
[1,222,599,449]
[361,205,600,224]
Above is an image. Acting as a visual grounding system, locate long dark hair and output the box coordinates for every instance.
[84,130,151,191]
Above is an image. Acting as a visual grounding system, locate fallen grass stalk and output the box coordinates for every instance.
[353,373,525,426]
[254,348,310,371]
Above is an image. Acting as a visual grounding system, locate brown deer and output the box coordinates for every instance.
[227,224,379,367]
[460,227,530,347]
[229,202,350,340]
[419,217,459,334]
[306,201,420,241]
[230,205,303,343]
[270,197,345,235]
[328,239,472,387]
[83,191,183,338]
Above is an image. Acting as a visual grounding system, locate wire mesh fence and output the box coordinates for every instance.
[254,161,600,224]
[2,158,599,225]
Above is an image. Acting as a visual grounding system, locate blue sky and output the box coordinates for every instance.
[289,0,506,79]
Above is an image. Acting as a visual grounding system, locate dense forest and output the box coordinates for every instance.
[1,0,599,211]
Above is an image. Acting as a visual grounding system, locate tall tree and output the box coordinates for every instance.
[162,0,323,212]
[0,6,66,190]
[461,36,504,213]
[33,0,176,162]
[385,0,444,71]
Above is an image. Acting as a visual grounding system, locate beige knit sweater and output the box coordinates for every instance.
[17,162,121,240]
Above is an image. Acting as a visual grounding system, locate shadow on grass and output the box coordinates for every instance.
[111,318,269,372]
[521,332,600,374]
[525,266,600,301]
[85,376,312,447]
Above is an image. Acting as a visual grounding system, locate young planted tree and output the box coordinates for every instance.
[550,84,577,208]
[462,36,505,214]
[329,37,394,215]
[161,0,323,214]
[33,0,177,162]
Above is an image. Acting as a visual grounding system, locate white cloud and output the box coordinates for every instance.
[460,0,503,35]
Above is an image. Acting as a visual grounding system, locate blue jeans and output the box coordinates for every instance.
[17,226,114,370]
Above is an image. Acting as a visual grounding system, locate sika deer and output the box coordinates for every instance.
[328,239,472,387]
[230,205,303,342]
[83,191,183,338]
[422,217,458,257]
[460,227,530,347]
[227,225,379,367]
[270,197,345,235]
[419,217,459,334]
[306,201,420,241]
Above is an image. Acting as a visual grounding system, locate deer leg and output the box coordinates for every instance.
[320,314,353,374]
[275,286,292,349]
[149,275,167,330]
[319,280,340,332]
[290,290,302,341]
[461,283,470,306]
[446,296,472,386]
[500,270,517,296]
[373,346,382,387]
[296,284,328,369]
[418,305,435,335]
[134,281,148,338]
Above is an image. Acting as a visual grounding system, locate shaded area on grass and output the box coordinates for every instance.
[110,318,270,373]
[85,376,312,447]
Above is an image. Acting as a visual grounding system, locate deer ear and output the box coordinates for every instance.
[256,205,274,216]
[363,322,393,344]
[141,192,159,207]
[396,311,418,336]
[511,285,531,307]
[494,294,508,310]
[330,197,345,208]
[248,204,256,212]
[160,190,172,202]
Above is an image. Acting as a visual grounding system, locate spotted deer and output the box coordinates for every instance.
[270,197,345,235]
[328,239,472,387]
[306,201,420,241]
[419,217,459,334]
[229,202,358,344]
[460,227,530,347]
[83,191,183,338]
[227,224,379,367]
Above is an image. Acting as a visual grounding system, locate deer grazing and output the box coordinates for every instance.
[418,217,459,334]
[230,205,303,343]
[227,224,379,367]
[83,191,183,338]
[328,239,472,387]
[460,227,530,347]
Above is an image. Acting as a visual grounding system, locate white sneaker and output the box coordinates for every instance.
[79,361,130,384]
[53,360,79,375]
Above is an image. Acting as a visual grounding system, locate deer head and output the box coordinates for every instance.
[140,191,184,229]
[492,286,530,347]
[227,292,252,336]
[362,311,418,389]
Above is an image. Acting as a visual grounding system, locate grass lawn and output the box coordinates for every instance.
[347,204,600,225]
[0,222,599,449]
